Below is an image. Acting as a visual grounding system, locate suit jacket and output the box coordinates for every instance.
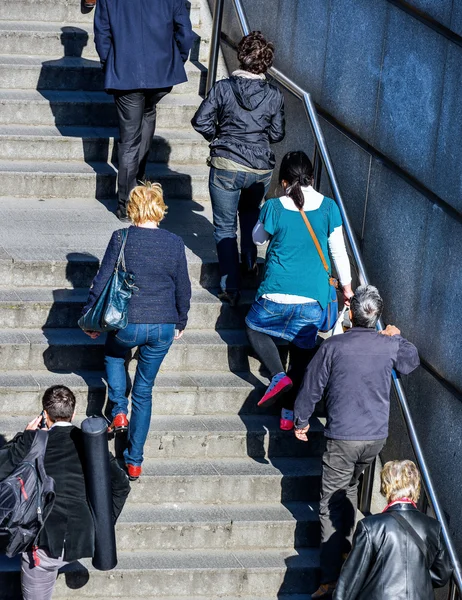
[94,0,193,90]
[334,504,453,600]
[0,426,130,562]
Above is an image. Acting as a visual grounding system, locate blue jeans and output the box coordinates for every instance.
[209,167,272,292]
[105,323,175,465]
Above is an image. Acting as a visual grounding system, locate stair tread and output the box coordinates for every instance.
[0,124,206,141]
[124,457,321,478]
[0,88,200,104]
[0,286,254,304]
[0,414,323,434]
[0,327,249,345]
[0,20,206,35]
[0,54,204,72]
[117,502,320,524]
[0,547,319,572]
[0,160,208,175]
[0,369,266,390]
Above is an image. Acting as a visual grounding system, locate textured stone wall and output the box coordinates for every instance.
[213,0,462,555]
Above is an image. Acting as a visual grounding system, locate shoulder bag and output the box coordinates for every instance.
[78,228,136,332]
[299,209,339,333]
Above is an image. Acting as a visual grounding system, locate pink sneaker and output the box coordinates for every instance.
[280,408,294,431]
[257,372,293,407]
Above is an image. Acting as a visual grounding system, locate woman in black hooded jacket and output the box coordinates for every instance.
[192,31,285,305]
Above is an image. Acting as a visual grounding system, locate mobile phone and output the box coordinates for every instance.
[40,411,47,429]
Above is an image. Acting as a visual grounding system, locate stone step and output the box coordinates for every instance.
[0,198,262,289]
[0,89,199,128]
[0,287,252,329]
[54,597,313,600]
[0,415,325,459]
[0,0,201,27]
[0,160,209,200]
[0,548,319,598]
[0,328,266,372]
[115,457,321,504]
[0,370,271,417]
[115,502,320,551]
[0,22,211,62]
[0,125,209,164]
[0,55,206,95]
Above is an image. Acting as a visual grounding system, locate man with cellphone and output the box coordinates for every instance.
[0,385,130,600]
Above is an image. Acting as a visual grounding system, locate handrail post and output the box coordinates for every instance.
[312,146,323,191]
[206,0,225,95]
[359,459,376,515]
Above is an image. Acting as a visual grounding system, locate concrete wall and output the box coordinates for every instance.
[214,0,462,554]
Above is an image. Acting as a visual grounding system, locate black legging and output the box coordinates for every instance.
[246,325,318,410]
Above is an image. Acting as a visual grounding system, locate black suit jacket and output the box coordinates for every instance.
[334,504,453,600]
[0,426,130,562]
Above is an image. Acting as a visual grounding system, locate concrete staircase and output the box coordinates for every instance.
[0,0,323,598]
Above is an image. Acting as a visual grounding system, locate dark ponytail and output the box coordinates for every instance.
[278,151,314,210]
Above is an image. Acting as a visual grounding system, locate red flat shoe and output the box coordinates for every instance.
[257,373,293,407]
[280,408,294,431]
[108,413,128,433]
[126,464,142,480]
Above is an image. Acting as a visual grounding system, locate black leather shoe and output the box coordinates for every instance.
[218,290,241,307]
[116,208,130,224]
[241,252,258,274]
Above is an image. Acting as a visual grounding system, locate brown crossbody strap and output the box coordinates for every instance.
[299,209,330,274]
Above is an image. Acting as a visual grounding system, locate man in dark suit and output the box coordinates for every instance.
[0,385,130,600]
[94,0,194,221]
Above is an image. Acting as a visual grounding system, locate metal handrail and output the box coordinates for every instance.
[206,0,462,595]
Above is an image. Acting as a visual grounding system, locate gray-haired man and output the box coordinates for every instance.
[293,285,420,598]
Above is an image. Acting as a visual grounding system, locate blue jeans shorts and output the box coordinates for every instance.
[245,297,323,349]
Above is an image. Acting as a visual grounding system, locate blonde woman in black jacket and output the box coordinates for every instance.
[333,460,452,600]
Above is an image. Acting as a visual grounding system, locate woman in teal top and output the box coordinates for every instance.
[246,151,353,430]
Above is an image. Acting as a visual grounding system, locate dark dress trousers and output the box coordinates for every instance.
[0,426,130,562]
[334,503,452,600]
[94,0,193,91]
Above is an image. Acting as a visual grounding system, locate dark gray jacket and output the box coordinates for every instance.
[334,504,452,600]
[191,76,285,170]
[294,327,420,440]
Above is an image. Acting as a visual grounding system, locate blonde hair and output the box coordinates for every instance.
[380,460,421,503]
[127,182,167,225]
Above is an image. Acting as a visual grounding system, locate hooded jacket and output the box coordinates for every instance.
[191,75,285,170]
[334,504,452,600]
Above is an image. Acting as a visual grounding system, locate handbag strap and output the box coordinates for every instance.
[299,209,330,275]
[389,511,429,568]
[116,228,129,272]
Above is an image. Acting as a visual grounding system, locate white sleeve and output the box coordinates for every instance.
[328,226,352,286]
[252,220,270,246]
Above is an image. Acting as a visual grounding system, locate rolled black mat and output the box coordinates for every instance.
[81,417,117,571]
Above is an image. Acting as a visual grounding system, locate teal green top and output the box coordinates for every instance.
[257,196,342,308]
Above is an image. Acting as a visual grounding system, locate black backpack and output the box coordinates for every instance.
[0,429,56,558]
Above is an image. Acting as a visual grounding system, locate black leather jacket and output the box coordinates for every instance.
[191,76,285,170]
[334,504,452,600]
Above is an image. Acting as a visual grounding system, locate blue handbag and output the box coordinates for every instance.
[78,229,136,333]
[299,209,339,333]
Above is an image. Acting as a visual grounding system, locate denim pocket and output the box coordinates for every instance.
[115,323,139,344]
[259,298,287,317]
[212,169,238,191]
[299,302,323,324]
[158,323,175,344]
